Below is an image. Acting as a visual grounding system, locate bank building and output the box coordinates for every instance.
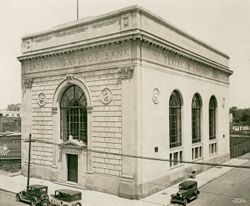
[18,6,233,199]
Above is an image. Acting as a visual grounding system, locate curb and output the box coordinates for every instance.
[0,188,16,195]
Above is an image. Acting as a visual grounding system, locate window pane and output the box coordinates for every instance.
[60,85,88,143]
[169,91,182,148]
[209,96,217,140]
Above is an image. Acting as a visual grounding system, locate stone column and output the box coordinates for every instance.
[22,78,33,175]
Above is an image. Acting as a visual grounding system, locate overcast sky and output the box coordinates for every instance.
[0,0,249,109]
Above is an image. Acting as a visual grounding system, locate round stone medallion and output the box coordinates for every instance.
[38,92,46,107]
[100,88,112,104]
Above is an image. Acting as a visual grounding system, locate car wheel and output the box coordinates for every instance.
[75,203,82,206]
[183,199,187,206]
[31,199,37,206]
[16,194,21,202]
[41,200,49,206]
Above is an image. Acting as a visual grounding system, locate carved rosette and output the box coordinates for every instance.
[152,88,160,104]
[100,88,112,104]
[119,66,134,80]
[24,78,33,89]
[37,93,47,107]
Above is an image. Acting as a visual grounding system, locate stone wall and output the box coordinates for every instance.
[29,66,122,176]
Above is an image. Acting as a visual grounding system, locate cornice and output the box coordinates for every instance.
[18,32,232,76]
[20,5,228,60]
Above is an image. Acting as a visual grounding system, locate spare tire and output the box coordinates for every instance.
[40,193,47,200]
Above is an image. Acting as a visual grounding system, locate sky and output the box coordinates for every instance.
[0,0,250,109]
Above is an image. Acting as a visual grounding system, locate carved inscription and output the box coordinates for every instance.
[143,44,229,83]
[23,44,131,73]
[32,18,119,43]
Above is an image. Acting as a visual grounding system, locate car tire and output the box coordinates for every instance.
[41,200,49,206]
[16,194,21,202]
[75,203,82,206]
[31,198,37,206]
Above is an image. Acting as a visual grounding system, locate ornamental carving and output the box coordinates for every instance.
[119,66,134,80]
[222,97,226,108]
[38,93,46,107]
[152,88,160,104]
[51,107,58,114]
[24,78,33,89]
[100,88,112,104]
[66,74,74,82]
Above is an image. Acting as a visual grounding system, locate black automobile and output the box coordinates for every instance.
[16,184,49,206]
[170,180,200,205]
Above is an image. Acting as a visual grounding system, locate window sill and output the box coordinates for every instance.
[209,139,217,143]
[192,157,203,162]
[192,142,203,147]
[209,152,218,157]
[170,163,184,170]
[170,146,183,152]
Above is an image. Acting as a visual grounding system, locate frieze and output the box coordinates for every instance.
[23,44,131,74]
[142,44,229,84]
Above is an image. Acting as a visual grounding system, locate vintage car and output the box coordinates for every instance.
[49,189,82,206]
[170,180,200,205]
[16,184,49,206]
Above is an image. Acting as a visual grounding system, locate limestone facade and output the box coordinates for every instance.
[18,6,232,199]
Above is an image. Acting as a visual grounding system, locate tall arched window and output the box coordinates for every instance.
[60,84,87,143]
[169,90,182,148]
[192,94,202,143]
[209,96,217,140]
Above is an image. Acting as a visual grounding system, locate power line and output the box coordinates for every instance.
[16,138,250,169]
[1,138,250,205]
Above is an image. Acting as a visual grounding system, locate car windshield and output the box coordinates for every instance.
[41,188,47,193]
[179,185,188,190]
[55,192,72,202]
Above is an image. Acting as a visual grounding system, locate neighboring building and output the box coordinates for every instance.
[0,103,21,117]
[18,6,232,199]
[0,104,21,133]
[0,132,21,161]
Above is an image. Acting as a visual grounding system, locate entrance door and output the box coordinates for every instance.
[67,154,78,183]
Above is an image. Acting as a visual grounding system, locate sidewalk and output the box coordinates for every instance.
[0,157,248,206]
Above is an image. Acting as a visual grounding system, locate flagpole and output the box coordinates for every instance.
[77,0,79,20]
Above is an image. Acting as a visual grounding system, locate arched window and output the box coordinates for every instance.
[60,84,87,143]
[192,94,202,143]
[209,96,217,140]
[169,90,182,148]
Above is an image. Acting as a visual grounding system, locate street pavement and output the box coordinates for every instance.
[0,189,26,206]
[189,159,250,206]
[0,156,249,206]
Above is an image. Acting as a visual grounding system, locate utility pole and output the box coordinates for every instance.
[24,133,35,189]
